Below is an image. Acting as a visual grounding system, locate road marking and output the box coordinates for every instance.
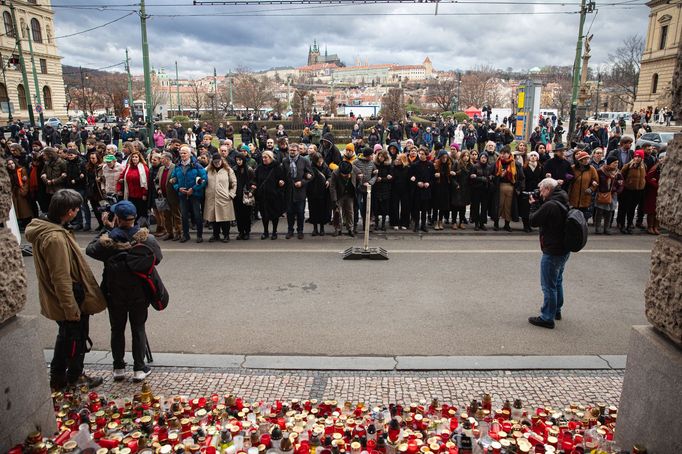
[153,248,650,254]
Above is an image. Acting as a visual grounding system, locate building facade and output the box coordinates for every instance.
[307,41,342,67]
[633,0,681,111]
[0,0,67,124]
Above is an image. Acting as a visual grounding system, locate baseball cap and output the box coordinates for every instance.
[112,200,137,220]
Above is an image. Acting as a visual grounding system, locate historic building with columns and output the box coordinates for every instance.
[633,0,681,111]
[0,0,66,124]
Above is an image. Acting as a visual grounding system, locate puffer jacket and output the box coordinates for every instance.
[353,157,377,193]
[171,156,208,199]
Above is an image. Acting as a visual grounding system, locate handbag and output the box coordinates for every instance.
[242,188,255,206]
[155,196,169,211]
[596,191,612,205]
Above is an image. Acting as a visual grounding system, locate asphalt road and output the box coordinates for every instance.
[21,230,653,357]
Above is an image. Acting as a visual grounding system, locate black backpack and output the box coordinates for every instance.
[553,201,588,252]
[103,243,169,311]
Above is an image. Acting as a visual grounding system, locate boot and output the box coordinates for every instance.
[381,218,386,231]
[594,210,603,234]
[503,221,512,232]
[479,223,487,231]
[312,225,319,237]
[493,220,500,231]
[603,212,612,235]
[319,225,325,236]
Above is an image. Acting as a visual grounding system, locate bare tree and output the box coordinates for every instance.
[458,65,501,108]
[291,88,310,118]
[187,80,204,117]
[605,35,644,109]
[548,79,573,118]
[98,73,128,117]
[380,88,405,122]
[428,77,458,112]
[233,70,275,113]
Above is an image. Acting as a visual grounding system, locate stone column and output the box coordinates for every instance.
[0,155,57,452]
[615,52,682,449]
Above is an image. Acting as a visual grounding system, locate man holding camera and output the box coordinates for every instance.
[86,200,163,382]
[528,178,571,329]
[25,189,107,390]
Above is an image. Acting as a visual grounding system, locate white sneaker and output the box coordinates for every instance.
[393,226,399,230]
[113,369,126,381]
[133,368,151,382]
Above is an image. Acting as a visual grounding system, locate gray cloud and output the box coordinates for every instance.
[53,0,649,78]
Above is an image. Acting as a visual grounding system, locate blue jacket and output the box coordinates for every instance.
[171,157,207,199]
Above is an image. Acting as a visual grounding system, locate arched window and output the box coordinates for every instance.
[31,18,42,43]
[652,73,659,94]
[43,86,52,110]
[17,84,27,110]
[20,18,26,38]
[0,83,8,104]
[3,12,14,38]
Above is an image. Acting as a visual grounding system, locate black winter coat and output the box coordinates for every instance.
[374,162,392,202]
[390,164,410,198]
[451,161,472,207]
[408,160,435,202]
[530,187,570,256]
[255,162,287,219]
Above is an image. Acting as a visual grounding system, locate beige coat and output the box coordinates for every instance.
[24,219,107,321]
[204,166,237,222]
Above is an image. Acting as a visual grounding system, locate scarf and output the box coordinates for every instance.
[495,156,516,183]
[123,163,148,199]
[289,155,299,179]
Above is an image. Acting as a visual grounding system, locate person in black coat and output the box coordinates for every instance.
[307,151,332,236]
[519,151,544,232]
[543,145,573,191]
[373,150,392,231]
[232,154,256,240]
[255,151,288,239]
[469,152,494,231]
[432,149,453,230]
[389,153,411,230]
[408,148,435,232]
[451,151,473,229]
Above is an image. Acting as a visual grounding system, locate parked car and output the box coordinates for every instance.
[636,132,675,153]
[45,117,62,129]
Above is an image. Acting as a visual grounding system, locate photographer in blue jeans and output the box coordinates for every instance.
[528,178,571,329]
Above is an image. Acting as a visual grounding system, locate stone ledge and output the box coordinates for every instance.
[644,234,682,345]
[657,133,682,236]
[616,325,682,453]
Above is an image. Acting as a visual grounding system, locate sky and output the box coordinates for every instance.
[51,0,650,79]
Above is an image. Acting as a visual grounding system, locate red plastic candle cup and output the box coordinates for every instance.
[261,434,271,448]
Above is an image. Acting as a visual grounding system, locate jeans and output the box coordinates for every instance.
[108,302,148,371]
[51,315,90,382]
[540,252,570,321]
[179,195,203,238]
[287,199,306,233]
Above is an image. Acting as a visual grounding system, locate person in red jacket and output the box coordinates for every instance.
[117,150,150,224]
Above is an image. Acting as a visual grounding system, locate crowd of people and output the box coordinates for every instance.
[5,112,668,242]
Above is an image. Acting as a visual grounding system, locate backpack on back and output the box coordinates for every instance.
[553,201,588,252]
[103,243,169,311]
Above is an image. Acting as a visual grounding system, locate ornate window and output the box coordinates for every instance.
[3,12,13,38]
[0,83,8,104]
[17,84,27,110]
[31,18,42,43]
[43,86,52,110]
[652,74,659,94]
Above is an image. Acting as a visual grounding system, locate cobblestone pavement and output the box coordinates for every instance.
[84,366,624,408]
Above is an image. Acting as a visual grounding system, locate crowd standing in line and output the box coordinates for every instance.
[5,113,668,243]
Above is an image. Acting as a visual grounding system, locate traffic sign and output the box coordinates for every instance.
[35,104,43,113]
[124,99,129,108]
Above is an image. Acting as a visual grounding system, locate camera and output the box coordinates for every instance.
[96,195,118,222]
[523,189,541,200]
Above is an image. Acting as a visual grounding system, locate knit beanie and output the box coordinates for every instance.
[606,155,618,165]
[339,161,353,175]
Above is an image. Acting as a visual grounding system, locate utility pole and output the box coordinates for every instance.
[594,72,602,119]
[0,52,13,122]
[9,0,35,126]
[456,70,462,112]
[228,69,233,109]
[175,61,181,116]
[79,66,87,118]
[568,0,593,145]
[25,23,43,128]
[139,0,154,144]
[125,48,133,118]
